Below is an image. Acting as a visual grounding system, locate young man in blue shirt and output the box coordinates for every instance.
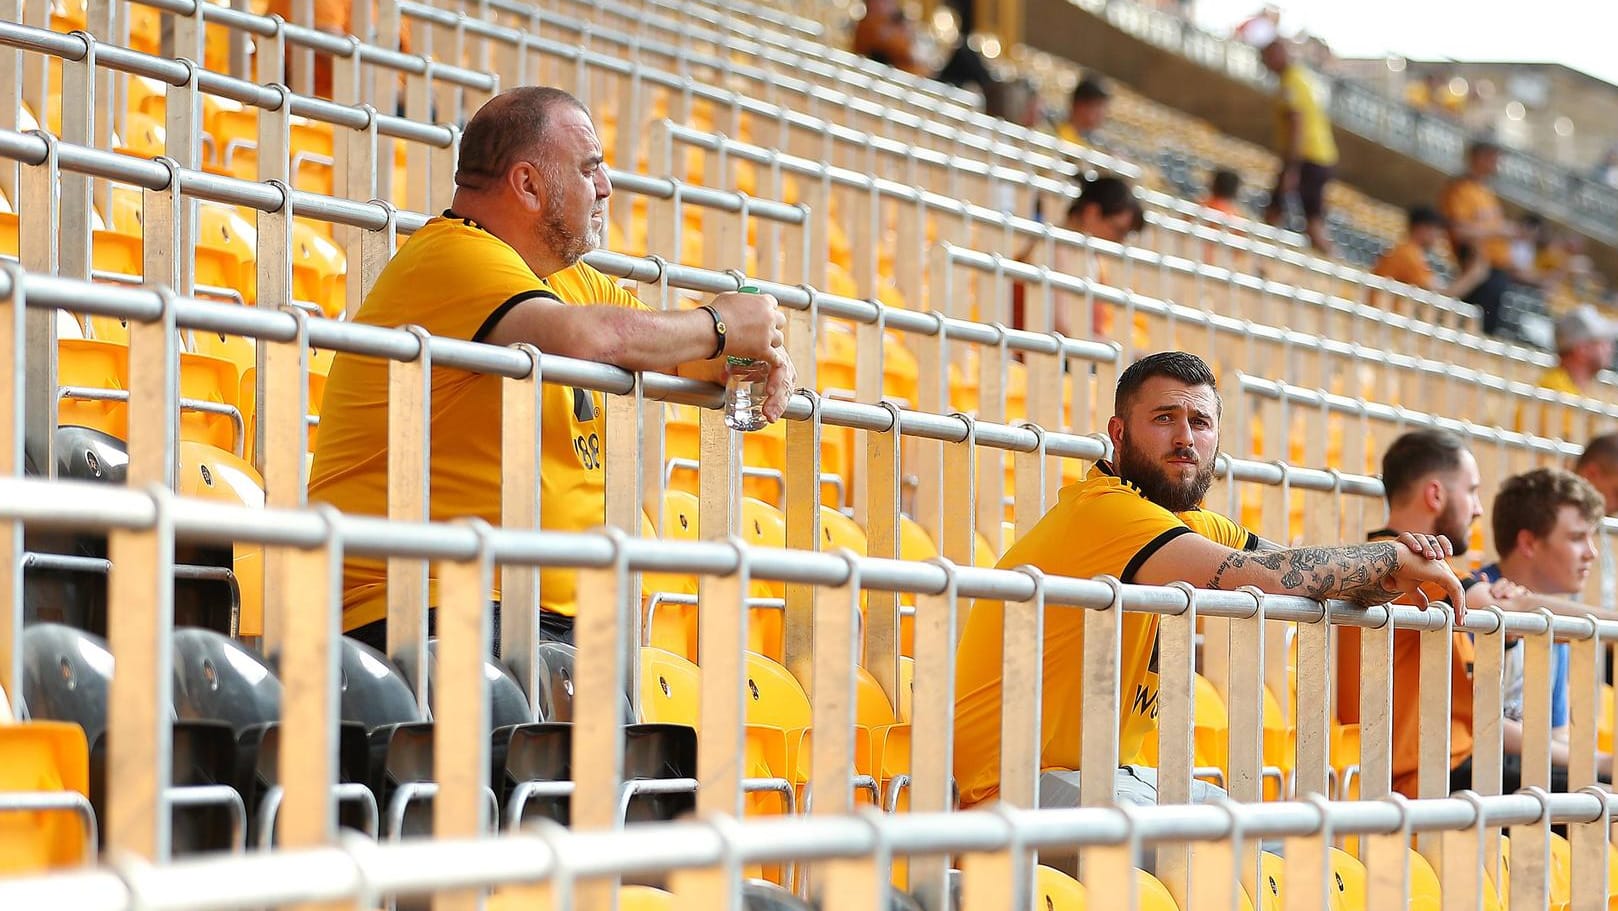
[1480,467,1615,788]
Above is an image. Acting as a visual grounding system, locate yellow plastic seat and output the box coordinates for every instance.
[237,354,329,465]
[1327,846,1364,911]
[643,491,700,659]
[0,211,17,257]
[57,337,130,439]
[112,110,166,159]
[292,219,347,317]
[741,496,788,659]
[744,651,812,790]
[179,351,242,453]
[638,647,699,728]
[975,530,998,566]
[897,515,939,655]
[195,204,257,303]
[1599,683,1614,753]
[1036,865,1087,910]
[1407,848,1441,911]
[819,505,868,555]
[0,721,92,873]
[1135,869,1181,911]
[1258,851,1284,911]
[855,667,899,785]
[188,329,256,383]
[90,228,143,280]
[177,441,266,636]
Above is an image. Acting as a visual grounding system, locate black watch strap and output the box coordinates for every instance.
[698,304,727,359]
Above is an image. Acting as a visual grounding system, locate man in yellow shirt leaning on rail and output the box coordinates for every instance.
[952,351,1465,811]
[308,87,797,655]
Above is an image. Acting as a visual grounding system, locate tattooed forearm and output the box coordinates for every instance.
[1208,542,1401,605]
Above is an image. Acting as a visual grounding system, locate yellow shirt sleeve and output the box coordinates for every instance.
[1180,509,1257,551]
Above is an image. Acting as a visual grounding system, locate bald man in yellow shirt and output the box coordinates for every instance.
[309,87,798,653]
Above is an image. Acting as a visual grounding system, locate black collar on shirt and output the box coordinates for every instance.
[443,209,488,232]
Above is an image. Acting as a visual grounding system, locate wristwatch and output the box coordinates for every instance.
[699,304,727,359]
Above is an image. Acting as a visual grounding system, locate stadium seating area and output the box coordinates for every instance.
[1,0,1617,908]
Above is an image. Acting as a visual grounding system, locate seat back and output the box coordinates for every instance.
[174,442,264,633]
[336,636,423,730]
[639,648,700,727]
[535,641,633,724]
[56,338,130,439]
[178,352,241,452]
[0,722,92,873]
[739,881,816,911]
[503,722,573,826]
[171,627,282,734]
[744,652,812,731]
[1036,865,1088,910]
[20,624,117,744]
[396,640,534,730]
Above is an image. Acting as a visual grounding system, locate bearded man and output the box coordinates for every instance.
[951,351,1465,809]
[309,87,796,653]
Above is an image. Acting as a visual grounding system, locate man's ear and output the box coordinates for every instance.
[1107,414,1125,454]
[1516,528,1538,560]
[508,161,547,211]
[1423,478,1445,514]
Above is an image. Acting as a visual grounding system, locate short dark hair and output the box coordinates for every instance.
[454,87,587,191]
[1070,76,1110,106]
[1067,175,1145,233]
[1114,351,1217,417]
[1210,169,1241,200]
[1576,433,1618,472]
[1466,137,1500,158]
[1380,429,1468,504]
[1492,467,1605,558]
[1407,205,1445,230]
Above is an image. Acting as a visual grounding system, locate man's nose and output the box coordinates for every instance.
[596,164,613,199]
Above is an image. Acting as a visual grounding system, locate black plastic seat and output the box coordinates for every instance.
[21,623,242,854]
[532,641,633,725]
[20,427,128,631]
[394,638,534,730]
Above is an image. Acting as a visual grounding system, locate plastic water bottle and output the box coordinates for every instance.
[724,286,770,432]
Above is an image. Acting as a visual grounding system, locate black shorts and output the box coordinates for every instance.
[1269,161,1333,220]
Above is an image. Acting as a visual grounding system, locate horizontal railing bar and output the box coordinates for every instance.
[13,791,1618,909]
[123,0,494,87]
[607,172,803,224]
[1236,373,1588,457]
[941,243,1519,371]
[0,20,457,148]
[0,477,1606,639]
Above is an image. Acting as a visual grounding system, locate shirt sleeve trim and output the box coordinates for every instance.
[472,288,562,344]
[1122,526,1194,584]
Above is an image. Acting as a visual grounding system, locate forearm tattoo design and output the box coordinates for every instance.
[1208,542,1401,605]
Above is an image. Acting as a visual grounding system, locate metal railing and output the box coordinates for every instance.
[0,5,1615,910]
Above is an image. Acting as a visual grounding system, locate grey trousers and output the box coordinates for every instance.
[1036,765,1228,809]
[1035,767,1229,876]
